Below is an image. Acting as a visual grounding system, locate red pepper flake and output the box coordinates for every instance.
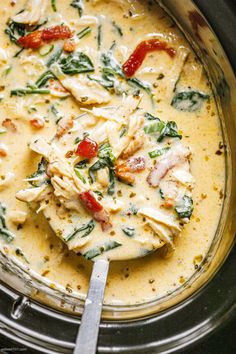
[30,117,45,129]
[79,190,103,213]
[2,118,17,132]
[122,39,176,78]
[18,25,72,49]
[76,137,98,159]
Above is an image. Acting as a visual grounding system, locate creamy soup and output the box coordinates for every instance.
[0,0,224,305]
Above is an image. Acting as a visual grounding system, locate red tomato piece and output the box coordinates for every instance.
[79,191,103,213]
[122,39,176,78]
[41,25,72,41]
[18,30,43,49]
[18,25,72,49]
[76,138,98,159]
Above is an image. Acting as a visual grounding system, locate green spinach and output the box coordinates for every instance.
[171,90,209,112]
[84,241,121,260]
[175,195,193,219]
[59,52,94,75]
[70,0,83,17]
[65,220,95,242]
[122,227,135,237]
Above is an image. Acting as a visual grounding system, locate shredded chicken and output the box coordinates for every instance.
[0,172,15,190]
[12,0,47,25]
[16,184,51,202]
[115,156,146,184]
[51,63,110,105]
[56,116,74,138]
[8,210,27,224]
[120,131,145,159]
[138,207,180,253]
[147,142,191,187]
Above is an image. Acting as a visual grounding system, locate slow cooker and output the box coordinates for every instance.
[0,0,235,352]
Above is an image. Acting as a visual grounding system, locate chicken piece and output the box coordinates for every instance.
[115,156,146,184]
[108,111,144,158]
[0,172,15,190]
[138,207,181,232]
[83,94,142,124]
[120,131,145,159]
[56,116,74,138]
[8,210,27,224]
[16,184,51,202]
[12,0,47,25]
[138,207,180,252]
[96,167,110,187]
[51,63,110,105]
[147,142,191,187]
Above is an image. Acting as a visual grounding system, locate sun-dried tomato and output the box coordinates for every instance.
[76,138,98,159]
[79,190,103,213]
[18,25,72,49]
[122,39,176,78]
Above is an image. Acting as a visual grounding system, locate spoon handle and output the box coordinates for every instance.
[74,259,110,354]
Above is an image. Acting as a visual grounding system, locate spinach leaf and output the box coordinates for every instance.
[144,115,182,142]
[47,47,63,67]
[10,88,50,96]
[145,112,160,121]
[128,77,153,97]
[97,24,102,49]
[4,20,26,46]
[74,159,89,169]
[50,104,63,123]
[98,143,116,162]
[171,90,209,112]
[35,70,56,88]
[89,154,115,195]
[119,125,128,138]
[144,121,165,134]
[101,51,124,78]
[158,121,182,142]
[175,195,193,219]
[74,168,86,183]
[51,0,57,11]
[65,220,95,242]
[148,146,170,158]
[0,203,14,243]
[84,241,121,260]
[112,21,123,36]
[77,26,91,39]
[122,227,135,237]
[59,52,94,75]
[70,0,83,17]
[107,168,115,195]
[27,158,48,187]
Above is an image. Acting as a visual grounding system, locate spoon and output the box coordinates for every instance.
[73,248,156,354]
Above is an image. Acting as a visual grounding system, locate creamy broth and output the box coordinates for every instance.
[0,0,224,305]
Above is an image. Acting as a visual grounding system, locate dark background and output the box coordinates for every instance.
[0,312,236,353]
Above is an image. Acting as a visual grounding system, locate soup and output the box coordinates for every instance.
[0,0,224,305]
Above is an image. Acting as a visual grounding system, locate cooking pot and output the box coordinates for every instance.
[0,0,235,352]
